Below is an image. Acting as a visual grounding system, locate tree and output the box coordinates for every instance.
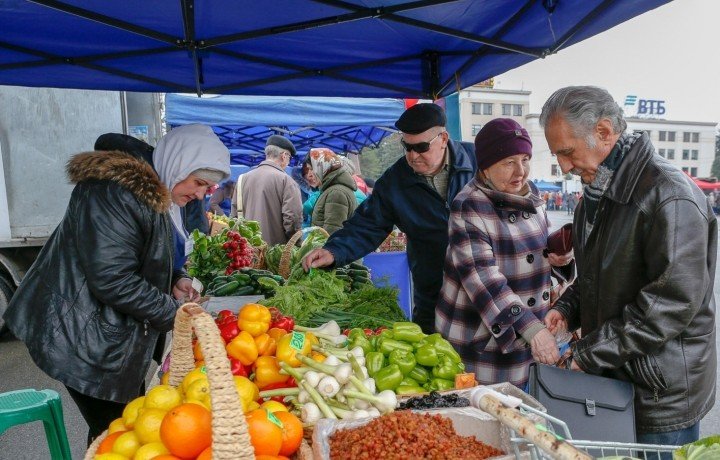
[358,133,405,180]
[712,129,720,179]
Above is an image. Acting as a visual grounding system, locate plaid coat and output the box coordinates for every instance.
[436,178,556,387]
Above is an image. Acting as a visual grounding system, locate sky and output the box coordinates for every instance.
[493,0,720,125]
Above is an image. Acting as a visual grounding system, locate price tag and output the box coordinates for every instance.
[191,277,204,294]
[289,331,306,351]
[267,411,284,429]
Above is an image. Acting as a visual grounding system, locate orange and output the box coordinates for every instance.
[160,403,212,459]
[276,411,303,457]
[96,430,126,454]
[196,446,212,460]
[246,409,283,456]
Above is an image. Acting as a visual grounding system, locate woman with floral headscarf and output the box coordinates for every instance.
[3,124,230,444]
[303,148,358,234]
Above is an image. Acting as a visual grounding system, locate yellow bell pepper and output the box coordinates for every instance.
[253,356,290,389]
[305,332,320,346]
[238,304,271,337]
[233,375,259,409]
[267,327,287,342]
[276,331,313,367]
[254,333,277,357]
[311,351,326,363]
[226,331,258,366]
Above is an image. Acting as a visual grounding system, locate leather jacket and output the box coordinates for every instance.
[553,133,717,433]
[3,151,179,403]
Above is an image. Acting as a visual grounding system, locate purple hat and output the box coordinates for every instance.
[474,118,532,170]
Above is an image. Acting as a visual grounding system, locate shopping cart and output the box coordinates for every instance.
[508,401,679,459]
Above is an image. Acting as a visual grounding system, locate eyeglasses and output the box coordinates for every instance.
[400,132,443,154]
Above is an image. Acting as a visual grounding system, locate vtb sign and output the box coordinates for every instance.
[623,95,666,117]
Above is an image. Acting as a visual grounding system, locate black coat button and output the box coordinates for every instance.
[522,211,531,219]
[510,305,521,316]
[527,297,536,307]
[543,249,549,258]
[543,291,550,301]
[491,324,501,334]
[497,201,505,208]
[526,254,535,263]
[508,213,517,223]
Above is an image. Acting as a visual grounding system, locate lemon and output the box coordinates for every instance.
[107,417,127,434]
[260,400,289,413]
[111,431,140,458]
[185,398,212,411]
[121,396,145,429]
[133,407,167,444]
[94,453,129,460]
[144,385,182,411]
[132,441,169,460]
[233,376,258,409]
[181,366,208,394]
[185,378,210,402]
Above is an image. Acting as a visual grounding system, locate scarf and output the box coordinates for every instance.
[583,132,641,234]
[306,148,342,183]
[153,124,230,245]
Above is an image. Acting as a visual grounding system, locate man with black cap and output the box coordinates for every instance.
[239,135,302,245]
[303,103,477,333]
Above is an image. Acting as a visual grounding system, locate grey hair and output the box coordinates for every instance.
[539,86,627,148]
[192,168,227,184]
[265,144,288,159]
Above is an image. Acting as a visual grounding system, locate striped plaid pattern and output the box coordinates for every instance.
[436,178,554,387]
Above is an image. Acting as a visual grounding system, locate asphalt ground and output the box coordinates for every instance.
[0,209,717,459]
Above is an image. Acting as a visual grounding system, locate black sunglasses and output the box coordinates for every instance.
[400,132,442,154]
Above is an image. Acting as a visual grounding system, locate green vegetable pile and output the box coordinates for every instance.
[258,269,406,329]
[673,436,720,460]
[205,268,285,297]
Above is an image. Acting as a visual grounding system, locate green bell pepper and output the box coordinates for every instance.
[422,333,462,363]
[369,335,380,351]
[414,343,439,367]
[347,328,367,341]
[374,364,404,392]
[245,220,261,233]
[391,322,426,343]
[378,329,394,339]
[379,338,414,356]
[389,349,416,375]
[400,376,420,387]
[349,335,373,355]
[432,356,465,380]
[365,351,385,377]
[408,366,430,384]
[426,378,455,392]
[396,385,426,395]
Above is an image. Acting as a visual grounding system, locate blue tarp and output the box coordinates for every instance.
[0,1,669,99]
[534,180,562,192]
[166,94,404,160]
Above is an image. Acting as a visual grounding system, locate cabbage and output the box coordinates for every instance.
[673,436,720,460]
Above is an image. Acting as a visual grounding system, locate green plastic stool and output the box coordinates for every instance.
[0,389,72,460]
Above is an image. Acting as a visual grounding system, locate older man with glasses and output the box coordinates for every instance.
[303,103,477,333]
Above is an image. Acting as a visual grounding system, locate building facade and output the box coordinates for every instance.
[458,86,531,141]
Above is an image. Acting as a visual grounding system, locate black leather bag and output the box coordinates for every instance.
[528,363,636,443]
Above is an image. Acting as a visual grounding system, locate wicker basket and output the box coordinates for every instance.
[278,226,330,279]
[84,304,255,460]
[250,242,268,270]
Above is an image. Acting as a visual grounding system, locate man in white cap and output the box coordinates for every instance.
[239,135,302,245]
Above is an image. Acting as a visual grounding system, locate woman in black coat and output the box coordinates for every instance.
[2,124,230,443]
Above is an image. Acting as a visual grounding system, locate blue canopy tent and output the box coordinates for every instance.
[533,180,562,192]
[0,1,669,99]
[165,93,406,165]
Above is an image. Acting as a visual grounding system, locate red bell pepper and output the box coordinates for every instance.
[229,357,248,377]
[219,321,240,343]
[216,309,234,323]
[272,315,295,333]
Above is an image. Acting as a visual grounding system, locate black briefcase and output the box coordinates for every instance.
[528,363,636,443]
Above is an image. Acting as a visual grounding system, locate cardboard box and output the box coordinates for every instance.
[312,383,544,460]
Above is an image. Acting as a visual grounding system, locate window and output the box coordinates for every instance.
[668,131,676,142]
[471,103,492,115]
[682,167,689,173]
[691,150,699,160]
[691,167,698,177]
[551,165,561,176]
[513,104,523,116]
[682,149,690,160]
[659,131,666,142]
[502,104,511,116]
[683,132,691,142]
[692,132,700,143]
[667,149,675,159]
[658,148,665,157]
[471,124,483,136]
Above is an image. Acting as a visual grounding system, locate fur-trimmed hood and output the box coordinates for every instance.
[66,150,171,213]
